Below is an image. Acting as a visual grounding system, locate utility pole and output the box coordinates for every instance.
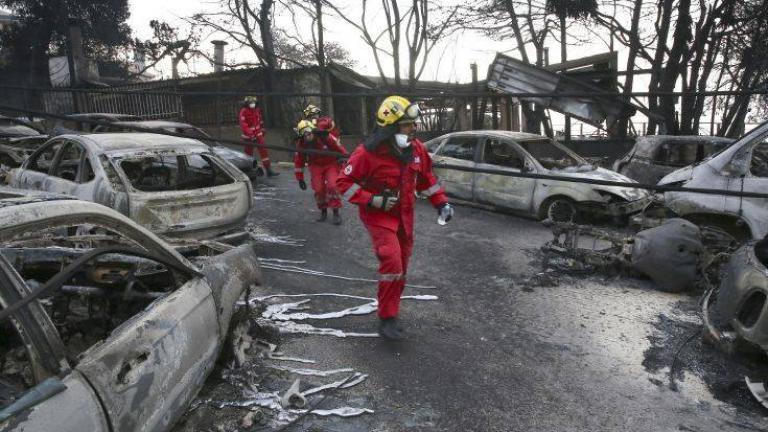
[65,19,82,112]
[560,17,571,144]
[470,63,478,129]
[212,40,228,139]
[316,0,330,115]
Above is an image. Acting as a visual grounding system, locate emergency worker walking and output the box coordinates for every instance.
[294,120,348,224]
[336,96,454,340]
[303,104,341,139]
[239,96,279,177]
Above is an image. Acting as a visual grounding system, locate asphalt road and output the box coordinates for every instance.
[178,166,768,432]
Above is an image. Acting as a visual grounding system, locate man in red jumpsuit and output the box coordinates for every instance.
[294,120,348,225]
[303,104,341,139]
[239,96,279,177]
[336,96,454,340]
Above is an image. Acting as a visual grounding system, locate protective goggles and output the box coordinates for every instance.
[401,103,421,122]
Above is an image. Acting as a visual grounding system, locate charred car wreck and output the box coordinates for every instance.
[7,133,253,239]
[427,131,651,223]
[541,218,735,292]
[613,135,733,184]
[659,120,768,240]
[0,196,261,431]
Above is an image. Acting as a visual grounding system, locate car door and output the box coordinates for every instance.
[473,136,537,212]
[726,135,768,237]
[41,141,96,197]
[430,134,480,200]
[0,254,109,432]
[72,252,220,432]
[12,139,65,190]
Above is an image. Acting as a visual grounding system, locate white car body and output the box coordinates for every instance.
[426,131,650,221]
[659,121,768,239]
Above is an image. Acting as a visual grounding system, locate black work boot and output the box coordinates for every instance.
[332,209,342,225]
[254,161,265,177]
[266,167,280,177]
[379,318,403,340]
[316,209,328,222]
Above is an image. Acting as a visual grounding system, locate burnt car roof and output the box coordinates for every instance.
[439,130,552,142]
[67,113,143,121]
[59,132,209,153]
[0,187,73,208]
[111,120,195,129]
[633,135,735,158]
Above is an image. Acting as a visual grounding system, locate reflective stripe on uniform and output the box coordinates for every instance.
[342,183,361,201]
[262,157,270,161]
[423,183,442,197]
[295,168,304,173]
[379,273,403,282]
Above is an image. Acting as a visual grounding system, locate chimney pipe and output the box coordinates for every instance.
[211,40,228,73]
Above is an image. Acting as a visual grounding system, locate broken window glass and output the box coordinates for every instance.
[750,140,768,177]
[482,138,524,169]
[118,153,235,192]
[52,143,84,182]
[27,141,63,174]
[440,136,477,161]
[518,139,583,170]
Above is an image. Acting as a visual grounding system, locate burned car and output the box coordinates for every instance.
[54,113,143,134]
[7,133,253,239]
[426,131,651,222]
[659,120,768,240]
[0,136,49,179]
[613,135,734,184]
[0,197,261,431]
[98,120,255,176]
[0,116,43,139]
[702,238,768,407]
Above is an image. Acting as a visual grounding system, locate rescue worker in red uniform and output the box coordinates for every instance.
[303,104,341,139]
[336,96,454,340]
[239,96,279,177]
[294,120,348,225]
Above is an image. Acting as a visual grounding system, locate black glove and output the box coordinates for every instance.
[298,180,307,190]
[368,190,399,211]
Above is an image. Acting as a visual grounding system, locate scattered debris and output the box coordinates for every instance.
[746,376,768,409]
[240,409,266,428]
[542,218,731,292]
[246,224,306,247]
[631,218,704,292]
[267,365,354,377]
[281,379,307,409]
[258,261,437,289]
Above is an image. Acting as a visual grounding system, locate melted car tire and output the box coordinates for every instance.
[541,196,578,223]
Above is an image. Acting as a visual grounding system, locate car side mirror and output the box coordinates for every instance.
[521,162,534,173]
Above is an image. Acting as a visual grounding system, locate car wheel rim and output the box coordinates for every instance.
[548,200,576,223]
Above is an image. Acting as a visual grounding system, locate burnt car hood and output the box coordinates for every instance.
[658,165,696,186]
[550,167,650,201]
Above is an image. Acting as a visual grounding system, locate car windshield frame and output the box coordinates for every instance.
[516,137,588,170]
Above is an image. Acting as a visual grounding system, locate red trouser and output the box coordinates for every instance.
[366,224,413,319]
[243,136,271,170]
[309,163,342,210]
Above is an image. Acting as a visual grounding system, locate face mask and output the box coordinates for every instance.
[395,133,411,149]
[249,103,256,108]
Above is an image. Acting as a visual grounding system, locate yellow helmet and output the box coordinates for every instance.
[376,95,421,127]
[303,104,321,118]
[243,95,258,104]
[296,119,315,136]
